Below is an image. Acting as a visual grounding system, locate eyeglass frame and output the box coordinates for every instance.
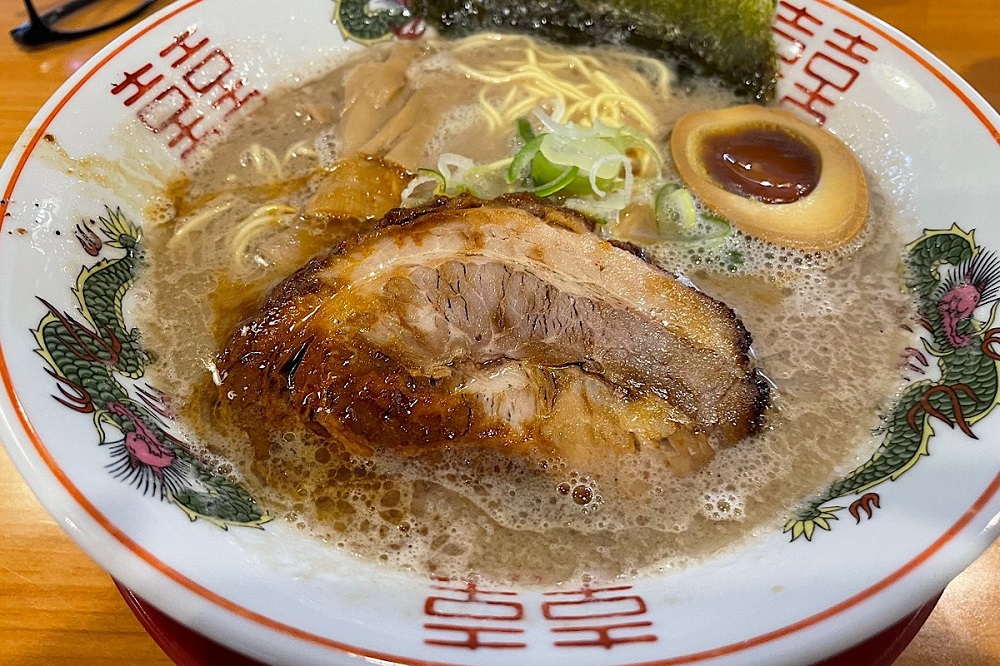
[10,0,158,47]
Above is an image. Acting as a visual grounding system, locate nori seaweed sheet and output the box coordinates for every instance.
[410,0,779,101]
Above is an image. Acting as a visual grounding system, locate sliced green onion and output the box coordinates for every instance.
[437,153,474,193]
[516,117,536,143]
[531,165,579,197]
[654,184,733,244]
[698,212,734,242]
[588,154,628,197]
[538,133,621,179]
[507,135,544,183]
[655,183,698,237]
[416,168,446,192]
[528,133,624,196]
[462,164,513,199]
[529,109,664,180]
[400,169,446,206]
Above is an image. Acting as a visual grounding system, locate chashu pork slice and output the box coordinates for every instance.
[217,194,768,474]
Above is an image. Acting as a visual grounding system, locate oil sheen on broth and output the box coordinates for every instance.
[135,36,914,585]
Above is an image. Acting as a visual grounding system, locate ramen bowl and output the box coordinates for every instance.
[1,1,999,665]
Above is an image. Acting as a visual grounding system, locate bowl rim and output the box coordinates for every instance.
[2,0,1000,664]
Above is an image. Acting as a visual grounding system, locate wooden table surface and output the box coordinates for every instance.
[1,1,998,664]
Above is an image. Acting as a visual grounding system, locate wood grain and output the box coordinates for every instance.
[0,1,997,664]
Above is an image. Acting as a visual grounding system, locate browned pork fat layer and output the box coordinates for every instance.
[217,194,768,473]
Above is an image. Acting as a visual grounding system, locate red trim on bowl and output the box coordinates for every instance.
[114,580,942,666]
[1,1,999,665]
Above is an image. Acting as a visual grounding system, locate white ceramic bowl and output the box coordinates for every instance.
[2,1,1000,664]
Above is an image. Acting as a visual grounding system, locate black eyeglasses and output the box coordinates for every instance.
[11,0,158,47]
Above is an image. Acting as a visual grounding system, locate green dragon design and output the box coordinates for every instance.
[31,209,999,539]
[333,0,419,43]
[786,224,1000,541]
[33,206,268,529]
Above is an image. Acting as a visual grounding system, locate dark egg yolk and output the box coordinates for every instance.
[700,127,821,204]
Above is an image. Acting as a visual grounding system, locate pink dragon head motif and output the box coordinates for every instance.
[937,251,1000,348]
